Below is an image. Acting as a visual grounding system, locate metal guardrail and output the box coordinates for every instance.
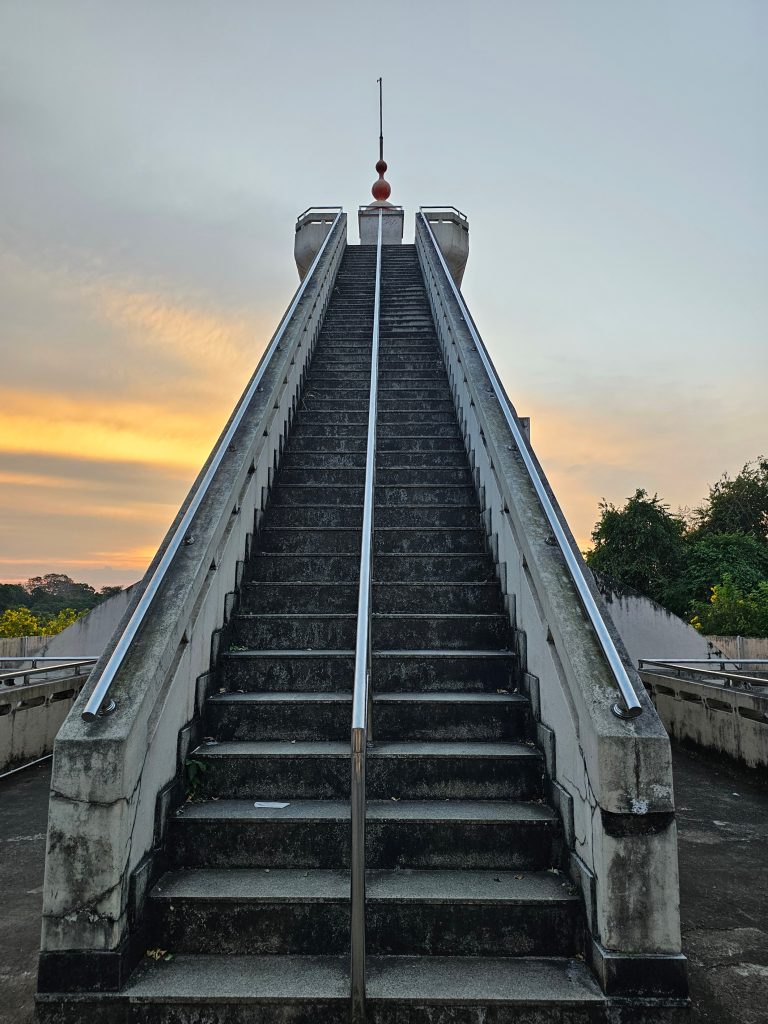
[81,209,344,722]
[416,209,642,721]
[1,658,96,687]
[639,659,768,690]
[350,208,382,1022]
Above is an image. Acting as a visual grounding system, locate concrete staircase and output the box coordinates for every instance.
[47,246,639,1022]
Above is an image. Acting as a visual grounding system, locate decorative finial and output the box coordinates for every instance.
[372,77,392,202]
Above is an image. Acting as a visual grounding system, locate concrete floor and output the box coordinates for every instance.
[1,746,766,1023]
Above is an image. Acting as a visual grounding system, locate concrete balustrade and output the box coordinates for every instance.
[415,213,686,996]
[38,214,348,989]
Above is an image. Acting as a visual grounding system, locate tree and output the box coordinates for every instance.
[99,586,123,600]
[23,573,98,615]
[0,583,28,614]
[586,489,686,604]
[691,577,768,637]
[0,607,41,638]
[662,531,768,617]
[693,457,768,542]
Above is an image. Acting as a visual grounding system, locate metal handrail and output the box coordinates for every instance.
[350,208,382,1022]
[416,210,642,721]
[2,659,96,686]
[82,208,345,722]
[419,205,469,223]
[639,660,768,690]
[640,658,768,668]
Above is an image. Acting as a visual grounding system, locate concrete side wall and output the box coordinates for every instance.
[0,674,86,772]
[417,216,683,967]
[593,577,716,667]
[35,586,138,659]
[642,670,768,770]
[40,215,348,959]
[707,635,768,660]
[0,636,47,663]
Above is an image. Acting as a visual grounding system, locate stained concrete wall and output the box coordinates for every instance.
[592,574,722,666]
[706,635,768,660]
[641,670,768,770]
[0,674,86,772]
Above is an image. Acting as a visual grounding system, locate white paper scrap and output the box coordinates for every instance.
[254,801,289,809]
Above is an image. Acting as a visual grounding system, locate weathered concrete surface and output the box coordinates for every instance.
[643,670,768,771]
[0,673,86,773]
[0,760,51,1024]
[2,747,767,1021]
[593,574,715,666]
[673,744,768,1024]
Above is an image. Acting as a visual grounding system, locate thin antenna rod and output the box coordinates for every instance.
[377,77,383,161]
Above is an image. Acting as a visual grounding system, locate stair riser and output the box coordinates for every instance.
[367,903,582,957]
[241,581,500,614]
[37,1000,351,1024]
[373,583,501,614]
[230,615,511,650]
[248,554,358,582]
[265,503,477,528]
[265,506,362,528]
[168,819,560,871]
[218,653,516,694]
[208,699,528,743]
[374,529,486,554]
[289,436,368,452]
[195,753,542,801]
[377,486,477,505]
[374,555,492,582]
[257,530,361,554]
[148,900,350,956]
[147,899,580,959]
[378,437,465,452]
[241,583,357,614]
[220,655,354,693]
[277,468,472,486]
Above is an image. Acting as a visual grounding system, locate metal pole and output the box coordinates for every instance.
[350,209,383,1022]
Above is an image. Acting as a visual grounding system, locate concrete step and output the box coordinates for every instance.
[373,527,486,554]
[257,528,361,554]
[218,649,516,694]
[147,868,581,958]
[207,691,529,742]
[240,579,500,615]
[230,612,512,650]
[264,505,362,528]
[248,552,359,583]
[42,954,618,1024]
[373,554,492,582]
[168,799,560,870]
[148,869,350,956]
[189,740,542,801]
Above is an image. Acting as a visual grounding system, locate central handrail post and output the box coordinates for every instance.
[350,210,383,1023]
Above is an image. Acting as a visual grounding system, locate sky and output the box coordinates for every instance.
[0,0,765,588]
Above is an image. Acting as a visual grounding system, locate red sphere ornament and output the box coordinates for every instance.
[372,176,391,201]
[376,159,387,174]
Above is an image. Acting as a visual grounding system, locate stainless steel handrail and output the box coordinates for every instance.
[350,208,382,1022]
[416,210,642,721]
[639,660,768,690]
[2,659,96,686]
[82,209,344,722]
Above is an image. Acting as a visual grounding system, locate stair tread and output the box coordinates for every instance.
[175,799,557,824]
[124,953,348,1000]
[193,740,539,758]
[209,691,525,705]
[150,868,575,904]
[121,954,604,1004]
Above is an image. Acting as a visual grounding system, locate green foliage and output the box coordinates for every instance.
[690,577,768,637]
[693,457,768,541]
[0,607,42,638]
[586,489,686,604]
[0,575,123,638]
[587,461,768,626]
[0,606,85,639]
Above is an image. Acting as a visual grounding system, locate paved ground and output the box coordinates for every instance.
[0,759,51,1024]
[673,744,768,1024]
[1,746,766,1022]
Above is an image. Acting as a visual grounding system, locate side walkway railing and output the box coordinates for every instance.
[414,210,686,996]
[39,210,348,985]
[350,209,382,1022]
